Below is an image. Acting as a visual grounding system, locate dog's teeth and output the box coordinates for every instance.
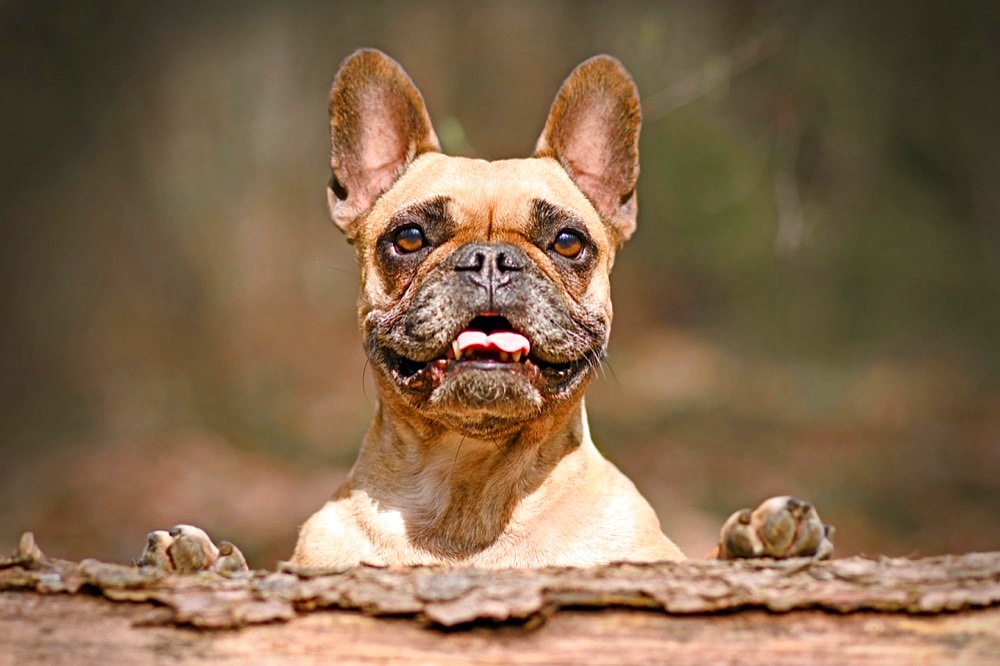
[452,341,462,360]
[499,352,509,362]
[512,351,522,362]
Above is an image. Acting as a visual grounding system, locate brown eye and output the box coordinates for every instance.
[393,226,426,253]
[552,229,584,258]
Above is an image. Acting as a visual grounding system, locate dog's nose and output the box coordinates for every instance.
[452,243,528,306]
[453,243,526,274]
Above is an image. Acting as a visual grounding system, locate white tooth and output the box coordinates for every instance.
[452,341,462,360]
[512,351,522,362]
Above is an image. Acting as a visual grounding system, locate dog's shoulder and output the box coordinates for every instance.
[499,446,685,565]
[576,454,686,563]
[291,496,372,568]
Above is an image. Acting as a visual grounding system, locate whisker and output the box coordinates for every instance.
[591,352,605,380]
[362,358,371,406]
[309,259,358,276]
[489,435,513,466]
[583,349,606,380]
[601,357,620,390]
[450,436,467,480]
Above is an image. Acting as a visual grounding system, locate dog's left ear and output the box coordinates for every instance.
[534,56,641,245]
[328,49,441,238]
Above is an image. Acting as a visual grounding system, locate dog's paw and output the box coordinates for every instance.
[134,524,249,574]
[717,496,834,560]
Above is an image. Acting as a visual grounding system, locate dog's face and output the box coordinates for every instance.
[356,155,611,436]
[327,50,641,437]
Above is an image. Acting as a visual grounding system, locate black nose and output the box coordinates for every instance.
[451,243,527,304]
[453,242,526,274]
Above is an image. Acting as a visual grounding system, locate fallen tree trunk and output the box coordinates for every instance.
[2,534,998,664]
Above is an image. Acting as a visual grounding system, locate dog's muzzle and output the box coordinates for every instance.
[368,240,606,431]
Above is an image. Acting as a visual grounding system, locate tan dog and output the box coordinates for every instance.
[287,50,831,568]
[138,50,831,573]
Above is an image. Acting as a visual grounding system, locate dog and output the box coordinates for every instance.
[138,49,831,573]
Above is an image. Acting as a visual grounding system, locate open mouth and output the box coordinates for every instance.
[446,315,530,363]
[386,314,589,392]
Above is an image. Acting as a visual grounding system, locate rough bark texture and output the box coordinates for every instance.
[2,535,999,664]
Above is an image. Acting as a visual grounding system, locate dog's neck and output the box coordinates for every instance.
[345,395,592,558]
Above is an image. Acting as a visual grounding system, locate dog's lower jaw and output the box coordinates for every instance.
[291,399,685,568]
[423,366,545,437]
[375,340,601,439]
[370,352,590,440]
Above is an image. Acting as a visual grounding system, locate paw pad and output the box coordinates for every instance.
[718,496,834,560]
[135,524,249,574]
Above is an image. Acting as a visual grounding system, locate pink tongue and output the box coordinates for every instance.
[456,330,530,355]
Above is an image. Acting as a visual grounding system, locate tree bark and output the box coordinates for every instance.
[2,534,998,664]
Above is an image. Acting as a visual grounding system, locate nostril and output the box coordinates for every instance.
[496,252,524,272]
[454,244,525,273]
[456,251,486,272]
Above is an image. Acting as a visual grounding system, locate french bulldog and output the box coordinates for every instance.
[287,49,831,568]
[138,49,831,573]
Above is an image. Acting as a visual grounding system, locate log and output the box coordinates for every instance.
[2,534,998,664]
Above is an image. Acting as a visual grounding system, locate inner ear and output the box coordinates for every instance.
[328,49,440,236]
[534,56,641,245]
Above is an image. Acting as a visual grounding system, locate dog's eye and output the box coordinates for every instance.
[393,226,426,253]
[552,230,584,258]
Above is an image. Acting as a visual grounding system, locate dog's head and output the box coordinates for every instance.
[327,49,640,438]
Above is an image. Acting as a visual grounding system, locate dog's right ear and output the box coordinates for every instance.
[327,49,440,238]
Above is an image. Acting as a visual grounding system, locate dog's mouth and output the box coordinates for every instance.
[446,315,530,363]
[385,315,587,393]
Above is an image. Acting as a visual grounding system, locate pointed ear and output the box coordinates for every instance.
[327,49,440,237]
[534,56,641,245]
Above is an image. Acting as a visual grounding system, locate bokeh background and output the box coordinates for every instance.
[2,1,997,566]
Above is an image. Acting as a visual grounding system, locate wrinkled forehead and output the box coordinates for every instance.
[360,153,606,243]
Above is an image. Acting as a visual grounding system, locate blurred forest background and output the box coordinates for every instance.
[1,1,997,567]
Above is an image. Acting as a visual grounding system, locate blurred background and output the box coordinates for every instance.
[1,1,997,566]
